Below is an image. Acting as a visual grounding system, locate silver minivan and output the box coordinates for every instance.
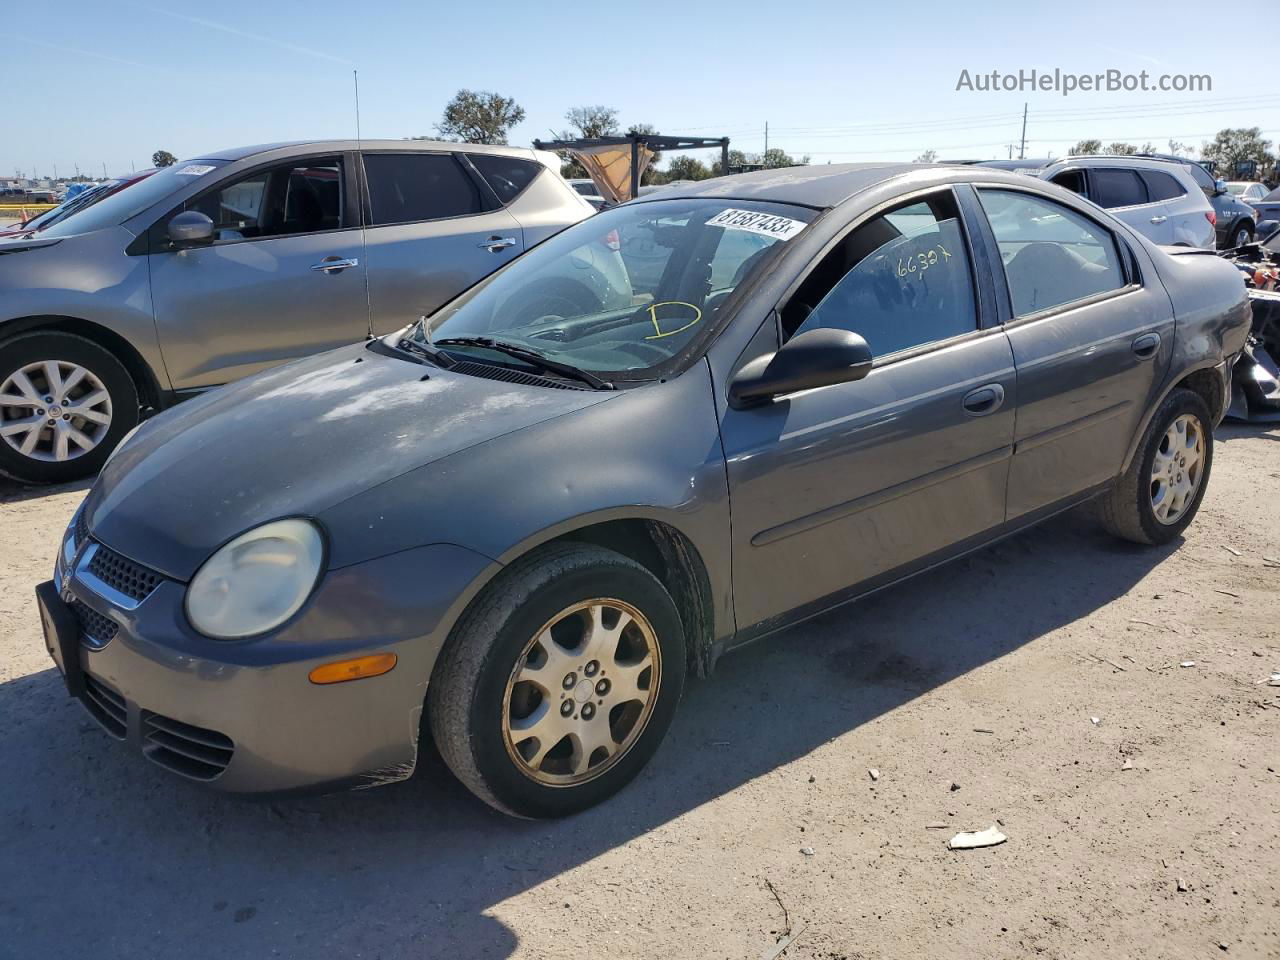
[0,140,594,483]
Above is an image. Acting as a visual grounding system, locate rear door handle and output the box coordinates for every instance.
[479,236,517,252]
[1149,215,1168,224]
[962,383,1006,416]
[310,256,359,274]
[1131,332,1162,360]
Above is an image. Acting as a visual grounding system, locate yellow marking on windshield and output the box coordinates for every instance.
[643,301,703,340]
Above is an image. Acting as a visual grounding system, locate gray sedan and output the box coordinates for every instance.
[38,163,1250,817]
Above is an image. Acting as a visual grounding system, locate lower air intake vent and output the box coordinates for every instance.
[448,360,590,390]
[83,675,127,739]
[143,713,235,781]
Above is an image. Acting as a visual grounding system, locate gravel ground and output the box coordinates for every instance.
[1,424,1278,960]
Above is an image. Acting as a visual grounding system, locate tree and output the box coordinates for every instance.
[151,150,176,168]
[1105,142,1140,155]
[1167,139,1195,158]
[666,155,711,181]
[914,150,938,164]
[1201,127,1275,179]
[434,89,525,145]
[564,105,619,139]
[1068,139,1102,156]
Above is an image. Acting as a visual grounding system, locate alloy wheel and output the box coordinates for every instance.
[1150,413,1204,525]
[502,598,661,786]
[0,360,113,463]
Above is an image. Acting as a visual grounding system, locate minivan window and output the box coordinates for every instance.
[364,153,486,225]
[469,155,541,204]
[38,160,230,238]
[978,189,1127,317]
[1091,169,1148,208]
[1141,170,1186,202]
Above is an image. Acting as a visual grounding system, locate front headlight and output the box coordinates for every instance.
[185,519,325,639]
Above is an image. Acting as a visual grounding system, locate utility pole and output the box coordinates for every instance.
[1018,102,1028,160]
[102,161,107,178]
[764,121,769,161]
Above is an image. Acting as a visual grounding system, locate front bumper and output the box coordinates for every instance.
[48,527,497,794]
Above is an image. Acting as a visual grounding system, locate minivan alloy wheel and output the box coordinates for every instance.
[0,360,113,462]
[1150,413,1203,525]
[502,598,661,786]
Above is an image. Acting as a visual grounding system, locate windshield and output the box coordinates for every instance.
[410,198,815,380]
[39,160,228,238]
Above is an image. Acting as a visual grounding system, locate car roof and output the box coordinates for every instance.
[190,139,541,163]
[628,163,941,209]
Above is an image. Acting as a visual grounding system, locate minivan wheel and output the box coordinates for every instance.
[0,332,139,484]
[429,542,686,818]
[1098,388,1212,545]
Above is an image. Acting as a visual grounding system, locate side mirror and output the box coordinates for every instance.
[168,210,215,247]
[1213,179,1229,197]
[729,328,873,408]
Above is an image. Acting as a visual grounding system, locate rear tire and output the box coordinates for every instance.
[0,332,139,484]
[1099,388,1212,545]
[428,542,686,818]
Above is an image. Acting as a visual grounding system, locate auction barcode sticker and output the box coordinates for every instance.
[175,164,217,176]
[706,208,806,241]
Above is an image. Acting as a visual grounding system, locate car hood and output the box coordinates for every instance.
[85,342,615,580]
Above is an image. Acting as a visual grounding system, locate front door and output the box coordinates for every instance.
[974,187,1174,519]
[719,190,1017,632]
[148,154,369,389]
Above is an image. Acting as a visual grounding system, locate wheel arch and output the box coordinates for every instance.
[1120,361,1227,474]
[0,315,164,409]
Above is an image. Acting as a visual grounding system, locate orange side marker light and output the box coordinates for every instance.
[309,652,397,685]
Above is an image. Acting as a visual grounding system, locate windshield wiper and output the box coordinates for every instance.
[392,317,450,365]
[432,337,614,390]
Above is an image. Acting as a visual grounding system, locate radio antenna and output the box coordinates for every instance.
[354,68,374,340]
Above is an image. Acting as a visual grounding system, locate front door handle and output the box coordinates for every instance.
[478,236,517,253]
[1131,331,1162,360]
[962,383,1006,416]
[310,256,359,274]
[1149,215,1168,224]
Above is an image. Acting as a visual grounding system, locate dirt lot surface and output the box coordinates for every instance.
[2,425,1278,960]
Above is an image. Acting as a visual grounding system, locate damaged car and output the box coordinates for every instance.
[38,163,1250,817]
[1221,224,1280,420]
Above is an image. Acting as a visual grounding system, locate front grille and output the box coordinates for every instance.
[74,510,89,548]
[70,599,118,648]
[87,544,163,603]
[82,675,127,738]
[448,360,591,391]
[143,713,234,781]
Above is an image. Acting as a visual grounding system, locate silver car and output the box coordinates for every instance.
[0,140,594,484]
[981,156,1217,249]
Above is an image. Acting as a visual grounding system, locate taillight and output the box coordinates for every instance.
[603,229,620,252]
[1205,210,1217,227]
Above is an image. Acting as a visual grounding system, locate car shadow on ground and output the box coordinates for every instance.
[3,508,1175,959]
[0,475,92,504]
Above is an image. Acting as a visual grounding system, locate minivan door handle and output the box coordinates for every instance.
[1131,332,1162,360]
[962,383,1006,416]
[479,236,517,252]
[1149,215,1168,224]
[310,256,359,274]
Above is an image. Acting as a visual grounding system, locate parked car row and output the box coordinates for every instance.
[33,157,1251,817]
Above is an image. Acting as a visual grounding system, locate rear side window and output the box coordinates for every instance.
[1141,170,1186,202]
[978,189,1127,317]
[1090,168,1148,208]
[363,153,486,225]
[469,154,541,204]
[783,190,978,357]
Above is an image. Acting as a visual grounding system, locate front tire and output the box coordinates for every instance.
[0,332,139,484]
[428,542,687,818]
[1099,388,1212,545]
[1231,222,1254,248]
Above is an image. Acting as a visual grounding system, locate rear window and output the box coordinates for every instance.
[1091,169,1148,208]
[363,153,487,226]
[1141,170,1186,202]
[469,154,541,204]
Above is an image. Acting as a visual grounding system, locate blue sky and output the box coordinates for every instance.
[9,0,1276,178]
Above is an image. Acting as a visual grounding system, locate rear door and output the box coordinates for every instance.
[974,187,1174,519]
[359,151,525,334]
[1089,167,1174,244]
[148,153,369,389]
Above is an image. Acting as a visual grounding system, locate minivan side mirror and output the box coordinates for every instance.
[168,210,215,247]
[1213,178,1229,197]
[729,328,873,408]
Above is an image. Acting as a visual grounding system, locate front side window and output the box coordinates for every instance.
[180,158,344,241]
[782,192,978,357]
[408,198,817,379]
[363,153,486,225]
[978,189,1127,317]
[1090,168,1148,208]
